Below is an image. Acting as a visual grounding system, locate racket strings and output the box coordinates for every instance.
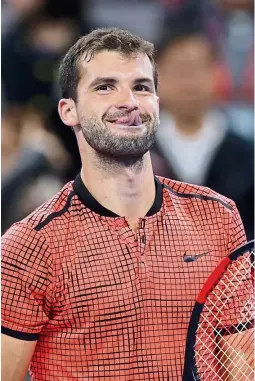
[196,327,254,380]
[194,252,254,380]
[195,322,254,379]
[196,304,254,376]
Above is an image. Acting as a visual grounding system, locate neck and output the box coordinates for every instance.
[171,113,204,136]
[80,150,156,230]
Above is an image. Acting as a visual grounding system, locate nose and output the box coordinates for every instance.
[115,89,139,111]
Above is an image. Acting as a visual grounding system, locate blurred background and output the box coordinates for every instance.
[2,0,254,243]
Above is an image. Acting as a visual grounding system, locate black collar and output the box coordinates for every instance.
[73,174,163,217]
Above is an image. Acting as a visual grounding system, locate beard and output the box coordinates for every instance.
[79,112,159,160]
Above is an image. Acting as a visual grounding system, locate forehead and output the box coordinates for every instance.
[78,50,154,85]
[161,37,212,64]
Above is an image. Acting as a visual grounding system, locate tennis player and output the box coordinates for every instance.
[1,28,251,380]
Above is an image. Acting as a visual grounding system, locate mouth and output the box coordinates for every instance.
[106,121,143,128]
[105,113,143,127]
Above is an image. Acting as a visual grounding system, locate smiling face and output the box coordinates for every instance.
[59,50,159,159]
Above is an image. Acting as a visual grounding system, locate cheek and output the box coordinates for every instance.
[78,98,108,119]
[142,96,159,115]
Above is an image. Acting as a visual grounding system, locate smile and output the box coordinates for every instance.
[106,120,143,127]
[105,112,143,127]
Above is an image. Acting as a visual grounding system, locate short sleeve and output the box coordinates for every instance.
[1,222,54,340]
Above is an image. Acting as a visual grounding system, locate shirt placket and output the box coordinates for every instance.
[136,218,147,278]
[106,217,150,279]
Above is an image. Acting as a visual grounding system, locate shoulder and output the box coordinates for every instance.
[2,181,76,251]
[17,181,75,232]
[223,131,254,159]
[157,176,246,248]
[158,176,235,212]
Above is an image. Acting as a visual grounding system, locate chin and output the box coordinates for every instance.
[96,140,154,159]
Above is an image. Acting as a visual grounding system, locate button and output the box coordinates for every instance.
[116,219,126,228]
[139,219,146,229]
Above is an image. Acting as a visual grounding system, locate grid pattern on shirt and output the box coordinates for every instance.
[1,176,246,380]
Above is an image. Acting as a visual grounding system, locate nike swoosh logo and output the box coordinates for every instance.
[183,251,210,263]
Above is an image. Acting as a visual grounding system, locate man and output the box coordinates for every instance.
[152,25,254,240]
[1,28,252,380]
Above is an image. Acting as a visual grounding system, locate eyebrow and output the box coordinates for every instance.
[133,77,155,89]
[89,77,118,89]
[89,76,155,90]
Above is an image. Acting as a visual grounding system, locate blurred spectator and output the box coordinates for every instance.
[1,108,69,233]
[2,0,86,181]
[87,0,165,45]
[2,0,45,38]
[2,108,23,178]
[152,25,254,239]
[213,0,253,104]
[161,0,254,139]
[204,0,254,139]
[2,0,83,109]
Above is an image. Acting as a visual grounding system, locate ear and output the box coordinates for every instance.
[154,94,160,111]
[58,98,79,127]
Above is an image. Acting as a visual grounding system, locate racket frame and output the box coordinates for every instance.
[182,240,255,381]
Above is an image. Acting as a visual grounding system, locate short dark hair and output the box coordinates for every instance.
[156,21,217,62]
[59,27,158,101]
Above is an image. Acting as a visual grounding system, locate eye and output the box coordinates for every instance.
[95,85,113,92]
[134,84,151,92]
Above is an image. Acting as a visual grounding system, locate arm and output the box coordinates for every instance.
[1,222,54,380]
[1,334,37,381]
[218,328,254,380]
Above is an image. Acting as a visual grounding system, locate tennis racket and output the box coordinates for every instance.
[182,239,255,381]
